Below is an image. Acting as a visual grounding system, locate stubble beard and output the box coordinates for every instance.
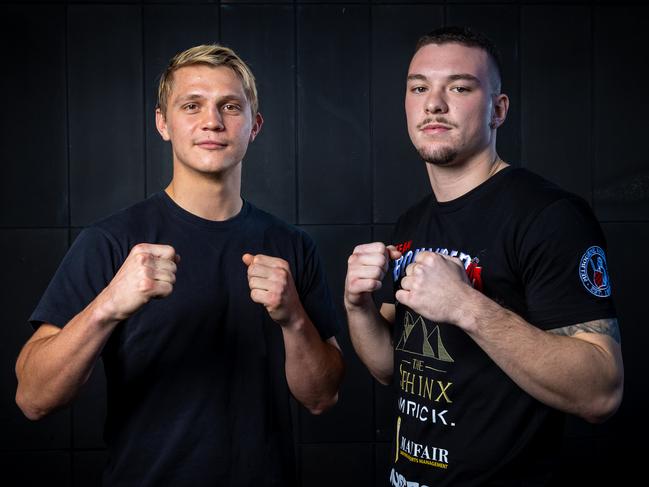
[417,145,458,167]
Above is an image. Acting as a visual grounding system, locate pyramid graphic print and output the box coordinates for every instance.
[396,311,454,362]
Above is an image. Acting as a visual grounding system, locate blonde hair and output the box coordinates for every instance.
[157,44,258,116]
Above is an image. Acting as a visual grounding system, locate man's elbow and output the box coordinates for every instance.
[581,381,624,424]
[306,392,339,416]
[15,389,51,421]
[373,371,392,387]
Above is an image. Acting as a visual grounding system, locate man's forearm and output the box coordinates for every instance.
[345,301,394,385]
[281,314,344,415]
[460,288,624,423]
[15,296,119,420]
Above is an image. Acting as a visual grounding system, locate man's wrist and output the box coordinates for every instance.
[344,293,376,313]
[91,291,124,327]
[276,300,310,331]
[454,286,502,334]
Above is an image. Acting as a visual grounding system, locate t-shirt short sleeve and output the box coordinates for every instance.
[519,197,616,330]
[29,226,121,329]
[294,233,341,340]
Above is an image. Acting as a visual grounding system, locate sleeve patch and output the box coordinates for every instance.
[578,246,611,298]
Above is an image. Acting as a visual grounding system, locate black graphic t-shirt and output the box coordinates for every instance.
[386,167,616,486]
[29,192,339,487]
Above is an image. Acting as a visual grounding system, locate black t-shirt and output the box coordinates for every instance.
[29,192,340,487]
[386,167,616,487]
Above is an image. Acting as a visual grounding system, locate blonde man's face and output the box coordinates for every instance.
[155,64,262,178]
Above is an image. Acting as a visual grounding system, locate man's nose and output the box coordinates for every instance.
[425,89,449,114]
[203,106,224,130]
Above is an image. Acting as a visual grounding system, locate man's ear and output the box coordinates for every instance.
[490,93,509,130]
[249,112,264,142]
[155,108,171,141]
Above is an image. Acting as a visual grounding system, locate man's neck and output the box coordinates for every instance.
[165,165,243,221]
[426,150,508,203]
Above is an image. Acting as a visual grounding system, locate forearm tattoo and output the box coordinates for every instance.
[549,318,621,344]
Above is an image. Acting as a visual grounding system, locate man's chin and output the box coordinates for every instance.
[418,147,458,167]
[175,158,242,177]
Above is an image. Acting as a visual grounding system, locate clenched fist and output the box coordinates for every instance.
[98,243,179,322]
[344,242,401,309]
[242,253,304,327]
[396,251,471,326]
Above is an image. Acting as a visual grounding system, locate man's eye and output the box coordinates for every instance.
[223,104,241,112]
[451,86,470,93]
[183,103,198,111]
[410,86,427,94]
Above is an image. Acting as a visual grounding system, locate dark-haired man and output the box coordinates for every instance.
[345,27,623,486]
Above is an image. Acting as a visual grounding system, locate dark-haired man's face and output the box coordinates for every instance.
[405,42,500,167]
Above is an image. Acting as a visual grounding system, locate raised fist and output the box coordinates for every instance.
[243,253,303,327]
[344,242,401,309]
[99,243,179,322]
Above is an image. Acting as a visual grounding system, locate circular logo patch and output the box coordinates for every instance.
[579,246,611,297]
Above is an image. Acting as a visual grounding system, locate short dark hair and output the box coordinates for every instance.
[415,26,503,92]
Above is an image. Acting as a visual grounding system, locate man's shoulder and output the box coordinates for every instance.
[506,167,577,198]
[391,167,595,234]
[247,203,312,244]
[501,168,604,253]
[90,193,163,235]
[501,167,590,215]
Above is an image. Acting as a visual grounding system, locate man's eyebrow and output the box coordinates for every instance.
[175,93,246,104]
[407,74,428,82]
[174,93,205,104]
[406,73,482,84]
[219,93,246,103]
[447,73,481,84]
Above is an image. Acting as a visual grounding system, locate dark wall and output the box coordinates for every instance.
[1,1,646,486]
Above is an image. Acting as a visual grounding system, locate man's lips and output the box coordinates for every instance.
[195,140,227,149]
[420,123,452,133]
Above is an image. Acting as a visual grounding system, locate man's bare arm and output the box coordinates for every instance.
[549,318,621,344]
[16,244,178,420]
[396,251,623,423]
[344,243,401,385]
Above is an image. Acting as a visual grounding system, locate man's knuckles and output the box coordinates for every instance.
[274,268,289,286]
[136,277,157,294]
[415,252,437,266]
[251,289,281,310]
[135,252,150,266]
[252,255,289,272]
[351,277,381,293]
[267,293,283,310]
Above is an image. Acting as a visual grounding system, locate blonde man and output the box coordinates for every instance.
[16,44,344,486]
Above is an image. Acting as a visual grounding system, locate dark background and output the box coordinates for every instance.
[1,1,646,486]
